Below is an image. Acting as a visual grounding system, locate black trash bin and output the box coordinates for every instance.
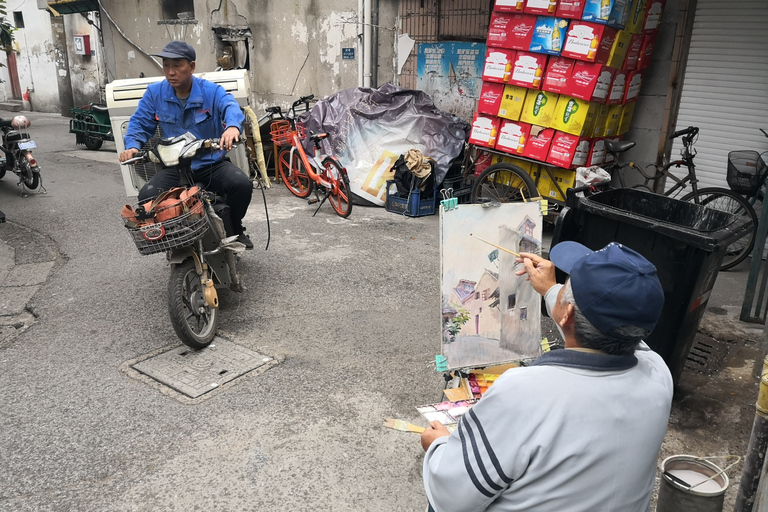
[552,188,754,385]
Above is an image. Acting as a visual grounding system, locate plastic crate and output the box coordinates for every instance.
[385,180,436,217]
[727,150,766,195]
[440,176,472,204]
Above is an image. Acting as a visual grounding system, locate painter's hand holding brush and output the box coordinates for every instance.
[420,421,450,451]
[515,252,557,296]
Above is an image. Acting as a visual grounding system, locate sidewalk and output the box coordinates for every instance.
[0,221,58,348]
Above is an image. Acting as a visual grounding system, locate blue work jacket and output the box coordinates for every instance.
[124,75,245,171]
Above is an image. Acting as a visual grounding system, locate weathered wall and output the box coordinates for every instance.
[0,2,60,112]
[63,13,107,108]
[99,0,398,112]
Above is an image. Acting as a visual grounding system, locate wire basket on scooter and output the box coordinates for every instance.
[270,120,305,147]
[727,150,766,195]
[123,192,208,256]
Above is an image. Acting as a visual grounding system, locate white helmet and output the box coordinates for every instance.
[11,115,29,129]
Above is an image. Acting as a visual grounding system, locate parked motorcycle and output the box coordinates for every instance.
[0,115,44,194]
[120,132,249,349]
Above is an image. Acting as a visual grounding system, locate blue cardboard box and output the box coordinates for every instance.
[529,16,570,55]
[581,0,630,29]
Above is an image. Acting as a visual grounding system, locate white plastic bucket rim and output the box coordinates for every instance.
[660,455,729,497]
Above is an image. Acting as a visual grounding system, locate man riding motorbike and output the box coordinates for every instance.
[118,40,254,249]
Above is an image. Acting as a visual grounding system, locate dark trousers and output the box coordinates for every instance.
[138,160,252,232]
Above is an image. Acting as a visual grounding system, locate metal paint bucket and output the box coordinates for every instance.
[656,455,729,512]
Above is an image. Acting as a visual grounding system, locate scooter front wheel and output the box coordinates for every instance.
[168,258,218,349]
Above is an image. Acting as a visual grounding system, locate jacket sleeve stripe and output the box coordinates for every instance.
[462,418,505,492]
[457,419,497,498]
[468,409,515,484]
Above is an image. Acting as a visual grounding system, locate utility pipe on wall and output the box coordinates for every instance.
[358,0,364,87]
[363,0,372,88]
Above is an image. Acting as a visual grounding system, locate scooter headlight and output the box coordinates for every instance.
[154,139,186,167]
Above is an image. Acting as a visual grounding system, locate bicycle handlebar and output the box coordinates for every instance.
[669,126,699,140]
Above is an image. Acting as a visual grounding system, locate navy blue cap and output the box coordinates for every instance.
[152,41,196,61]
[549,241,664,336]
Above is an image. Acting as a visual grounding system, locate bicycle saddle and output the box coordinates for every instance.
[310,132,328,142]
[605,139,636,154]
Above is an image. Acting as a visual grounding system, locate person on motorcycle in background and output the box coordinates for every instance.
[118,41,254,249]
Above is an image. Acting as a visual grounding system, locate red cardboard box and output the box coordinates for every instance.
[542,56,575,95]
[469,113,502,149]
[488,13,538,50]
[606,69,627,105]
[587,138,606,166]
[477,82,506,116]
[547,131,591,168]
[623,70,642,103]
[496,120,532,154]
[555,0,585,19]
[635,33,656,70]
[561,21,618,64]
[509,51,548,89]
[494,0,525,12]
[482,48,517,84]
[623,32,644,71]
[567,61,615,103]
[522,126,556,161]
[524,0,558,15]
[642,0,665,32]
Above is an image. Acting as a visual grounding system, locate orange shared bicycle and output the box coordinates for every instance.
[271,95,352,218]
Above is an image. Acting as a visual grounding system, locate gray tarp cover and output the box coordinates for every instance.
[298,83,470,206]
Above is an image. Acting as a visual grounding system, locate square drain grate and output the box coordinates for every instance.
[131,338,274,398]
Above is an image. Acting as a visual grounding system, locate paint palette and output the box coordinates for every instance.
[417,399,479,427]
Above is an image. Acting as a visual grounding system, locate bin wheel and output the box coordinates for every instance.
[680,187,758,271]
[470,162,540,205]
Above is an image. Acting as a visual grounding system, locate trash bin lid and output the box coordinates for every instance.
[574,189,754,252]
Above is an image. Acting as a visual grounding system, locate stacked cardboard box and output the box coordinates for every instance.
[469,0,666,201]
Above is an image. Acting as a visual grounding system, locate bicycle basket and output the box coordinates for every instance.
[727,150,766,195]
[123,192,208,256]
[270,120,306,146]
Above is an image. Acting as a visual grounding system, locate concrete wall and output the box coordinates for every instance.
[99,0,398,112]
[620,0,681,184]
[63,13,107,108]
[0,2,59,111]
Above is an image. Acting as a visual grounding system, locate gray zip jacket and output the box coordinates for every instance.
[423,284,673,512]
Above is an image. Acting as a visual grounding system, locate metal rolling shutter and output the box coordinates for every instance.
[670,0,768,189]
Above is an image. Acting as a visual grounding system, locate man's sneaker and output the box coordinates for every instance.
[237,232,254,250]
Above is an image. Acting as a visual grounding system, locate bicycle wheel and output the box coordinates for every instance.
[470,163,540,204]
[278,147,312,198]
[680,187,758,271]
[321,157,352,218]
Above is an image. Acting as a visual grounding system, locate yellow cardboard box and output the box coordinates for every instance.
[591,104,611,137]
[520,89,560,128]
[551,95,599,137]
[606,30,633,69]
[625,0,648,34]
[497,84,528,121]
[603,103,624,137]
[538,166,576,203]
[619,102,636,135]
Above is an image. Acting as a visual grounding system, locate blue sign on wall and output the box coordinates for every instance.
[342,48,355,60]
[416,42,485,120]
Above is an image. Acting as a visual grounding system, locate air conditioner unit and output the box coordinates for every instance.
[106,69,251,196]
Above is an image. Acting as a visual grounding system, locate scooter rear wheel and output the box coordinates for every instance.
[168,259,218,349]
[20,160,39,190]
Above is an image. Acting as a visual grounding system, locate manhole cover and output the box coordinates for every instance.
[131,337,274,398]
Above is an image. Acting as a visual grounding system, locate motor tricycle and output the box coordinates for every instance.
[70,103,114,150]
[120,132,249,349]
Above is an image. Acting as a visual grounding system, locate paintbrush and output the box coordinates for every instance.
[469,233,520,257]
[384,418,426,433]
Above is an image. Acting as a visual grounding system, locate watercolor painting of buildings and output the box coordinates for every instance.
[440,203,543,369]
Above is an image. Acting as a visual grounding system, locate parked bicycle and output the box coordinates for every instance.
[603,126,757,270]
[459,143,540,204]
[271,95,352,218]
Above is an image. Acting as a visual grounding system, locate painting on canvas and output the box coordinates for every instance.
[440,203,543,369]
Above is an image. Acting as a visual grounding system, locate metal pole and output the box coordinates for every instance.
[734,356,768,512]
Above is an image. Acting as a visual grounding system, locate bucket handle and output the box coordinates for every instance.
[664,455,741,490]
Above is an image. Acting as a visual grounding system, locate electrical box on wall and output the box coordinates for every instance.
[74,35,90,56]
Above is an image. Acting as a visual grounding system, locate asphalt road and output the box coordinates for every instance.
[3,111,767,511]
[0,112,451,511]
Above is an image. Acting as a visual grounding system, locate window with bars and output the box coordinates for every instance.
[398,0,492,89]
